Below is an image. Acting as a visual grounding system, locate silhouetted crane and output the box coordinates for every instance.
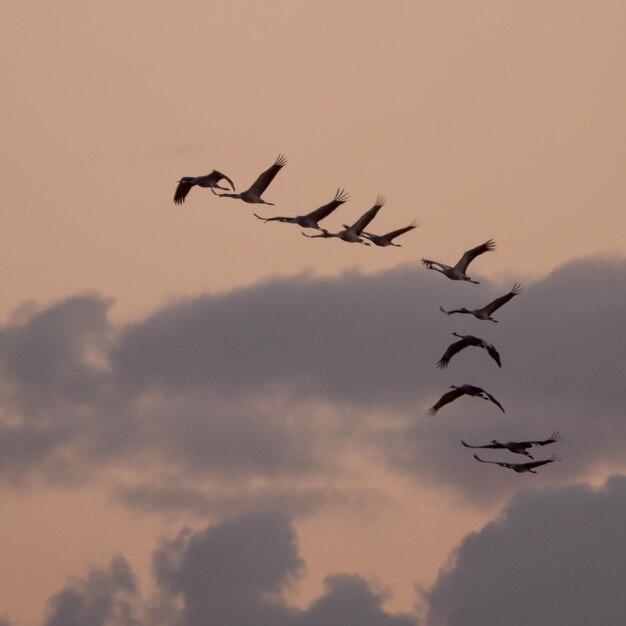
[302,196,385,245]
[217,155,287,205]
[427,384,505,416]
[361,221,418,247]
[437,332,501,369]
[174,170,235,204]
[473,453,558,473]
[462,431,560,459]
[421,239,496,283]
[253,189,348,231]
[440,283,523,322]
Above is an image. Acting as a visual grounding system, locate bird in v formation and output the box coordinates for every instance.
[461,431,560,459]
[172,154,557,471]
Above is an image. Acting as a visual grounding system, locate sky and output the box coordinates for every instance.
[1,2,626,625]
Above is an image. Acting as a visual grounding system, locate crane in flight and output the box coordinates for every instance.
[439,283,523,322]
[253,189,349,231]
[436,332,502,369]
[473,453,558,473]
[361,220,418,247]
[427,384,505,416]
[217,155,287,205]
[461,431,560,459]
[302,196,385,245]
[421,239,496,283]
[173,170,235,204]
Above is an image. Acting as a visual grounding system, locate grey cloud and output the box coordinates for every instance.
[43,510,416,626]
[44,556,139,626]
[300,574,416,626]
[0,256,625,505]
[423,475,626,626]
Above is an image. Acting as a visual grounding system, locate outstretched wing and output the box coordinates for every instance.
[379,221,418,241]
[174,178,194,204]
[473,454,507,467]
[520,455,558,471]
[348,196,385,233]
[520,431,561,448]
[362,222,417,241]
[306,188,349,222]
[484,390,505,413]
[427,387,465,416]
[484,342,502,367]
[481,283,524,315]
[248,154,287,196]
[455,239,496,272]
[212,170,235,191]
[436,337,470,369]
[461,440,502,450]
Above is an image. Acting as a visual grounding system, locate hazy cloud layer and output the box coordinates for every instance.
[42,510,416,626]
[423,475,626,626]
[1,256,625,505]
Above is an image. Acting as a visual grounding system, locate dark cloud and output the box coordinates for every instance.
[44,556,139,626]
[423,475,626,626]
[0,256,625,505]
[41,510,416,626]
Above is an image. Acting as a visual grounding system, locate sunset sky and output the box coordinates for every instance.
[2,2,626,625]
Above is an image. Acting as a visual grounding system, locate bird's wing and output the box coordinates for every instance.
[349,196,385,233]
[484,342,502,367]
[436,338,470,369]
[427,387,465,415]
[520,455,558,470]
[455,239,497,272]
[523,431,561,448]
[481,283,524,315]
[473,454,506,467]
[461,440,501,450]
[174,179,194,204]
[248,154,287,195]
[379,222,418,241]
[484,390,506,413]
[306,188,349,221]
[212,170,236,191]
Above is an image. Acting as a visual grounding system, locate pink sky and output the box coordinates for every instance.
[1,3,625,625]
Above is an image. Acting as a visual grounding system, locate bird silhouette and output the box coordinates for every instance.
[427,384,505,416]
[253,188,348,231]
[439,283,523,322]
[174,170,235,204]
[422,239,496,283]
[217,155,287,205]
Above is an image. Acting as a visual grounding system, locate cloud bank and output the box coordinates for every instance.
[43,510,415,626]
[1,256,625,508]
[40,476,626,626]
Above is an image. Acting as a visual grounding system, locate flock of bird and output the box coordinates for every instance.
[174,155,560,475]
[423,240,560,473]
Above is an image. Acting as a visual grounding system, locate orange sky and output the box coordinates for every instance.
[1,2,625,625]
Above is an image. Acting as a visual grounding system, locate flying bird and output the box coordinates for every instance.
[461,431,561,459]
[436,332,502,369]
[439,283,523,322]
[217,154,287,205]
[173,170,235,204]
[253,188,349,231]
[302,196,385,245]
[473,453,558,473]
[421,239,496,283]
[360,220,418,247]
[427,384,505,416]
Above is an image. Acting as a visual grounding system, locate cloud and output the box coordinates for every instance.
[44,556,139,626]
[422,475,626,626]
[41,510,416,626]
[0,256,625,505]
